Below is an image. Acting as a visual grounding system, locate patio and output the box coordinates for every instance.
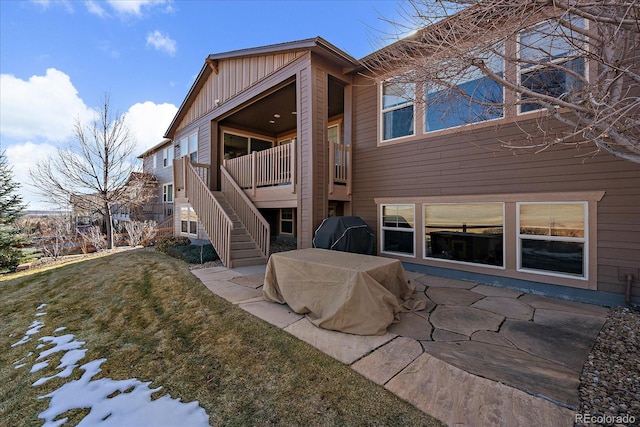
[191,263,609,426]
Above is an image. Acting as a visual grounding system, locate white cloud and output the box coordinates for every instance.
[146,30,176,56]
[85,0,106,17]
[106,0,171,17]
[124,101,178,155]
[6,141,59,210]
[0,69,95,142]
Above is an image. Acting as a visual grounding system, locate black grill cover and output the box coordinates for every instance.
[312,216,375,255]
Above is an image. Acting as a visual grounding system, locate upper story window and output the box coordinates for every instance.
[518,15,586,113]
[425,45,504,132]
[381,80,415,141]
[180,132,198,162]
[163,147,174,167]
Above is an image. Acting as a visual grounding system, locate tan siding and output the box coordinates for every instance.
[351,75,640,297]
[176,52,305,133]
[298,66,313,247]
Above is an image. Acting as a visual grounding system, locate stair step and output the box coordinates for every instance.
[231,241,257,250]
[232,248,264,259]
[231,257,267,268]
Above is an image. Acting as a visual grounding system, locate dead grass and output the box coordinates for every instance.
[0,250,443,426]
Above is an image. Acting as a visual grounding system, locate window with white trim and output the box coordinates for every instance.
[279,208,295,236]
[163,147,173,167]
[180,133,198,162]
[518,15,586,113]
[425,44,504,132]
[424,203,504,267]
[517,202,587,278]
[381,80,415,141]
[381,204,415,256]
[180,206,198,236]
[163,183,173,203]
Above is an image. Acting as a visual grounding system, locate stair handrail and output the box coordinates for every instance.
[183,156,233,267]
[220,165,270,259]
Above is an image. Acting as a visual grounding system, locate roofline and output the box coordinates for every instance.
[164,37,358,139]
[137,138,172,159]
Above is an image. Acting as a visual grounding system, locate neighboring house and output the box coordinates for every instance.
[138,139,175,227]
[165,29,639,304]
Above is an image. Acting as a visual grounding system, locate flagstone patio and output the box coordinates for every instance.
[191,264,609,426]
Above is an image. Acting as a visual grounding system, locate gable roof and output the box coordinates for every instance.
[164,37,358,139]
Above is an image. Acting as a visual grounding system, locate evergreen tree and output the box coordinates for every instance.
[0,150,26,271]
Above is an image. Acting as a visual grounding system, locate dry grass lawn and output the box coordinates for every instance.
[0,250,443,426]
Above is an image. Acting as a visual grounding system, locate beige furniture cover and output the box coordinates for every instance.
[263,248,419,335]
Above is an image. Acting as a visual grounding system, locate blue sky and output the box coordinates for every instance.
[0,0,406,209]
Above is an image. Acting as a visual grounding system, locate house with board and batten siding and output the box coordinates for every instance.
[163,24,639,305]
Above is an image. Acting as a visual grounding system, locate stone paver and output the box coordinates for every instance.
[518,293,610,318]
[470,284,524,298]
[426,287,485,306]
[422,341,580,407]
[284,318,395,364]
[432,329,468,342]
[470,330,516,348]
[501,313,604,372]
[387,312,432,340]
[238,300,303,328]
[471,296,534,320]
[430,305,504,336]
[385,353,574,427]
[351,337,423,385]
[414,275,476,289]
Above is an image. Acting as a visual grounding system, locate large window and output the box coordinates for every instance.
[424,203,504,267]
[223,132,273,160]
[180,206,198,235]
[381,80,415,141]
[425,46,504,132]
[180,133,198,162]
[381,204,415,256]
[518,202,586,277]
[518,15,586,113]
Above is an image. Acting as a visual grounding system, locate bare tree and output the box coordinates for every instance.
[29,94,154,249]
[366,0,640,162]
[124,220,157,247]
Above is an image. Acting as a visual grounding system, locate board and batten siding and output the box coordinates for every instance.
[351,75,640,298]
[176,52,306,133]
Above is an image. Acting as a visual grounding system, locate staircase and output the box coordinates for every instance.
[211,192,267,267]
[175,156,269,268]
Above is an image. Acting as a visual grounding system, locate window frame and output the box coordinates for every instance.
[279,208,295,236]
[162,183,174,203]
[380,78,416,143]
[424,43,505,133]
[163,147,174,168]
[423,202,506,269]
[516,201,588,280]
[180,206,198,236]
[180,132,198,162]
[380,203,416,257]
[517,15,588,115]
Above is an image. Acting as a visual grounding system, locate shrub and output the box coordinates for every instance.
[154,236,192,254]
[166,244,218,264]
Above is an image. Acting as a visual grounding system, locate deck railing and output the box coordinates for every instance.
[224,143,295,196]
[329,141,351,195]
[180,156,233,267]
[221,165,270,259]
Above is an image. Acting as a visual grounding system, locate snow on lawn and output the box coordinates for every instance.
[11,305,210,427]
